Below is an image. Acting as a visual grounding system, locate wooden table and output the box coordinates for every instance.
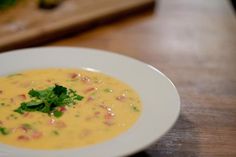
[8,0,236,156]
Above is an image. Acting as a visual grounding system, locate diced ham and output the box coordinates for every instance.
[18,94,26,100]
[49,118,56,125]
[104,120,114,126]
[11,128,17,133]
[17,135,30,141]
[81,76,90,83]
[23,112,30,118]
[99,105,113,112]
[87,96,95,102]
[20,82,32,88]
[69,73,80,79]
[94,111,100,116]
[99,104,107,110]
[55,121,66,129]
[104,112,115,120]
[99,104,115,126]
[83,87,97,94]
[59,106,67,112]
[10,98,15,103]
[19,125,30,133]
[49,119,66,129]
[116,94,126,101]
[46,79,52,83]
[31,131,43,139]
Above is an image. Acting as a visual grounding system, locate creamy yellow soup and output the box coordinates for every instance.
[0,68,141,149]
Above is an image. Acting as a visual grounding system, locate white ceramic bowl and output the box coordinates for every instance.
[0,47,180,157]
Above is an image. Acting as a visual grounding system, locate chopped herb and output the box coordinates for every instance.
[52,130,59,135]
[14,84,84,118]
[132,106,140,112]
[104,88,113,93]
[7,73,22,77]
[21,123,32,130]
[0,103,5,106]
[0,127,9,135]
[53,85,67,96]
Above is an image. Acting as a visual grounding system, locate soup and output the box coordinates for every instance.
[0,68,141,149]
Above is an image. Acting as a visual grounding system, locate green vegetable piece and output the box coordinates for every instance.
[22,123,32,130]
[52,130,59,135]
[0,127,9,135]
[104,88,113,93]
[132,106,140,112]
[53,110,63,118]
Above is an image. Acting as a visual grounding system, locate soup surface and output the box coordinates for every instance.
[0,68,141,149]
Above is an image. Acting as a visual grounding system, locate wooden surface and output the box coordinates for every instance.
[48,0,236,156]
[3,0,236,156]
[0,0,154,52]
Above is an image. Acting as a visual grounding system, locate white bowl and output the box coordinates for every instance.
[0,47,180,157]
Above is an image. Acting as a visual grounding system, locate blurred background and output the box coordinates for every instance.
[0,0,236,157]
[0,0,155,51]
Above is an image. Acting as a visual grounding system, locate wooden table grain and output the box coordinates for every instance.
[49,0,235,156]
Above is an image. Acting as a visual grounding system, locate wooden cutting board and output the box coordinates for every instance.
[0,0,155,52]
